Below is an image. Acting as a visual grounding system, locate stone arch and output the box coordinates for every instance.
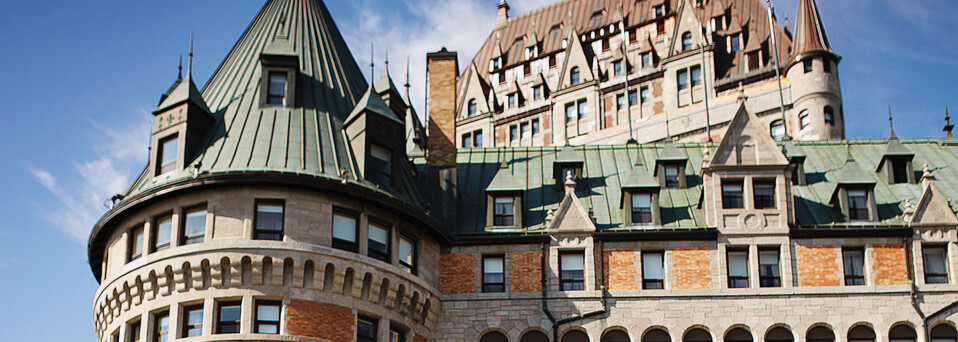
[148,270,159,297]
[201,259,212,289]
[642,327,672,342]
[806,324,835,342]
[261,256,273,286]
[121,281,132,310]
[562,328,590,342]
[134,275,145,303]
[303,260,315,289]
[343,267,355,297]
[241,256,252,286]
[181,261,192,291]
[421,298,432,324]
[361,272,373,300]
[683,326,712,342]
[930,323,958,342]
[409,291,421,318]
[848,323,876,342]
[394,284,406,312]
[888,323,917,342]
[520,329,550,342]
[378,277,390,305]
[164,265,175,294]
[601,327,631,342]
[283,257,294,286]
[323,263,335,292]
[480,329,510,342]
[220,256,231,288]
[724,326,752,342]
[765,325,794,342]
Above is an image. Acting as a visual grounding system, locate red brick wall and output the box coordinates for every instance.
[287,300,353,342]
[427,51,458,166]
[672,248,711,289]
[511,251,542,292]
[873,244,908,285]
[440,253,476,294]
[604,250,637,290]
[796,245,841,287]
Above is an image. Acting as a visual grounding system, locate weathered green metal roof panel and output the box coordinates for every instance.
[345,86,401,125]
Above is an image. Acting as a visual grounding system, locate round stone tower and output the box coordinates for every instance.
[786,0,844,140]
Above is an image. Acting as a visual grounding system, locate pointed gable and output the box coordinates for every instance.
[458,63,493,119]
[557,29,595,89]
[668,0,707,56]
[792,0,833,60]
[548,176,596,231]
[706,103,788,168]
[911,183,958,225]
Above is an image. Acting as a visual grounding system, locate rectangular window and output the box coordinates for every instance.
[560,251,585,291]
[128,226,144,262]
[664,165,680,188]
[507,93,517,109]
[577,101,589,120]
[510,125,518,141]
[254,300,281,334]
[824,107,835,125]
[368,222,390,262]
[722,180,744,209]
[613,60,623,76]
[399,235,416,274]
[747,51,761,70]
[923,245,949,284]
[730,35,741,53]
[332,211,358,252]
[823,59,831,72]
[390,326,406,342]
[493,196,515,226]
[753,180,776,209]
[267,72,287,105]
[521,122,530,138]
[641,52,652,67]
[847,190,869,221]
[843,247,865,286]
[216,301,241,334]
[629,90,639,106]
[181,206,207,245]
[357,316,377,342]
[474,130,484,148]
[153,311,170,342]
[758,247,781,287]
[531,119,540,135]
[616,94,625,111]
[157,135,178,176]
[565,103,575,123]
[690,66,702,87]
[631,193,653,224]
[803,59,813,73]
[462,133,473,148]
[181,304,203,338]
[800,113,811,129]
[727,248,749,288]
[524,63,532,76]
[127,320,141,342]
[482,255,505,292]
[892,159,910,184]
[369,144,392,186]
[677,70,689,90]
[642,251,664,289]
[254,202,284,241]
[533,85,543,100]
[152,215,172,252]
[640,86,650,103]
[602,37,611,51]
[654,5,665,17]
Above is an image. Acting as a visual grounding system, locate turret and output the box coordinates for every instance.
[786,0,843,140]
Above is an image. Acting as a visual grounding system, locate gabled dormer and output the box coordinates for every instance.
[783,141,808,185]
[260,17,299,108]
[668,0,708,56]
[908,167,958,226]
[486,161,525,230]
[875,117,915,184]
[458,63,492,119]
[654,142,688,189]
[830,146,878,222]
[553,145,584,185]
[557,30,595,90]
[151,41,213,179]
[344,85,404,187]
[620,144,661,226]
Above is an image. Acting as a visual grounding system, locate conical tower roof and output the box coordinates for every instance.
[792,0,833,60]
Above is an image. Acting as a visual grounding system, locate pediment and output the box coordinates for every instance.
[557,30,595,89]
[912,184,958,225]
[457,63,492,119]
[707,103,788,168]
[668,0,708,56]
[548,188,596,232]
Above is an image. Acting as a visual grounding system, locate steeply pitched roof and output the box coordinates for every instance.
[791,0,833,60]
[346,85,401,126]
[155,75,210,115]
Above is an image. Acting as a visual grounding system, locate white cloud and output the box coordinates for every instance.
[29,112,152,243]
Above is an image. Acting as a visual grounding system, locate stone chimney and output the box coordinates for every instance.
[426,48,459,167]
[496,0,510,29]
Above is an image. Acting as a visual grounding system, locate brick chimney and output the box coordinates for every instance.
[496,0,510,29]
[426,48,459,167]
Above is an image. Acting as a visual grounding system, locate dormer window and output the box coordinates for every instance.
[533,85,543,100]
[368,144,392,186]
[641,52,652,67]
[891,159,910,184]
[770,120,785,140]
[664,165,680,188]
[613,60,624,76]
[711,16,726,31]
[722,180,745,209]
[753,180,776,209]
[729,34,741,53]
[746,51,761,71]
[590,12,604,30]
[157,134,178,176]
[507,93,517,109]
[267,72,287,105]
[467,99,478,116]
[570,67,581,85]
[835,186,876,222]
[847,190,869,221]
[790,157,807,185]
[512,40,524,63]
[654,5,666,18]
[682,32,693,51]
[493,197,515,226]
[630,193,655,225]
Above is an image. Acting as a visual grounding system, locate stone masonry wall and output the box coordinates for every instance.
[796,245,841,287]
[440,253,476,294]
[672,247,711,289]
[604,249,637,291]
[873,244,908,285]
[287,299,353,342]
[511,251,542,293]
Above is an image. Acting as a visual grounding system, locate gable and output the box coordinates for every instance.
[912,184,958,225]
[458,64,493,119]
[668,0,708,56]
[548,188,596,232]
[557,30,595,89]
[708,103,788,167]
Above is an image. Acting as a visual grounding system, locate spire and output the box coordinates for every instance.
[404,55,411,101]
[792,0,832,60]
[177,55,183,81]
[187,31,194,78]
[945,106,955,139]
[369,42,375,84]
[384,48,389,75]
[155,32,210,115]
[888,105,897,139]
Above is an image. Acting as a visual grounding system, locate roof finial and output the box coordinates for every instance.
[845,141,854,162]
[384,48,389,75]
[369,42,375,85]
[404,55,411,100]
[888,105,897,139]
[945,106,955,139]
[187,31,194,78]
[177,54,183,81]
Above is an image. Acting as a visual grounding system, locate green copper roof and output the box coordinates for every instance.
[155,75,210,114]
[346,85,401,126]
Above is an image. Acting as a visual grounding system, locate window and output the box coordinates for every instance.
[483,255,505,292]
[729,34,741,53]
[931,325,958,342]
[524,63,532,76]
[722,180,744,209]
[823,59,832,73]
[507,93,517,109]
[923,245,949,284]
[848,326,876,342]
[216,301,241,334]
[889,325,917,342]
[759,247,781,287]
[843,247,865,285]
[467,99,477,116]
[533,85,543,100]
[641,52,652,67]
[824,106,835,125]
[712,16,726,31]
[642,251,664,289]
[181,304,203,338]
[181,206,206,245]
[631,193,653,224]
[726,328,752,342]
[493,196,515,226]
[591,12,604,30]
[616,94,626,111]
[521,122,530,138]
[766,327,794,342]
[770,120,785,140]
[847,189,869,221]
[267,72,287,105]
[677,69,689,91]
[753,180,776,209]
[800,111,810,129]
[682,32,693,51]
[390,326,406,342]
[510,125,518,141]
[254,300,281,334]
[560,251,585,291]
[654,5,665,17]
[807,327,836,342]
[664,165,680,188]
[512,41,524,63]
[613,60,624,76]
[474,130,484,148]
[153,311,170,342]
[629,90,639,106]
[462,133,473,148]
[891,159,910,184]
[727,248,749,288]
[690,66,702,87]
[254,202,284,241]
[484,332,511,342]
[531,119,540,135]
[640,86,650,103]
[127,320,141,342]
[369,144,392,186]
[152,215,172,252]
[570,67,581,85]
[577,101,588,120]
[565,103,576,123]
[602,37,611,52]
[803,59,813,73]
[368,222,390,262]
[747,51,761,70]
[549,55,557,68]
[357,316,377,342]
[157,135,178,176]
[128,226,144,262]
[399,235,416,274]
[332,211,358,252]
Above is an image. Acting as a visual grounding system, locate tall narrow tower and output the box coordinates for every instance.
[786,0,843,140]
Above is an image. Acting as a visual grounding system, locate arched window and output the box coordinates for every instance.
[931,324,958,342]
[770,119,785,140]
[799,110,810,130]
[563,330,590,342]
[684,328,712,342]
[644,329,671,342]
[807,326,835,342]
[468,99,477,117]
[889,325,917,342]
[482,331,510,342]
[766,327,794,342]
[603,330,631,342]
[725,328,752,342]
[824,106,835,125]
[848,326,876,342]
[682,32,693,51]
[570,67,581,85]
[521,331,550,342]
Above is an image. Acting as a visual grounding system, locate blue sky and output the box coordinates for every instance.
[0,0,955,340]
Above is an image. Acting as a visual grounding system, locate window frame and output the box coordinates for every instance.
[642,251,665,289]
[332,209,359,252]
[254,300,282,334]
[842,247,866,286]
[482,255,506,293]
[923,245,949,284]
[473,130,484,148]
[726,247,750,288]
[681,32,693,51]
[493,196,516,227]
[570,67,581,85]
[753,179,777,209]
[630,192,655,225]
[151,213,173,253]
[180,204,207,245]
[367,220,391,263]
[266,71,288,106]
[215,300,242,335]
[128,225,144,262]
[152,309,170,342]
[253,200,285,241]
[180,303,204,338]
[803,59,813,73]
[613,60,624,76]
[126,319,141,342]
[758,247,782,287]
[156,134,179,176]
[467,99,477,116]
[824,106,836,125]
[368,143,393,186]
[722,179,745,209]
[559,250,586,291]
[846,189,870,221]
[398,233,417,275]
[357,315,378,342]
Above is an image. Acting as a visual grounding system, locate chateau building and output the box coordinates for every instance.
[87,1,958,342]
